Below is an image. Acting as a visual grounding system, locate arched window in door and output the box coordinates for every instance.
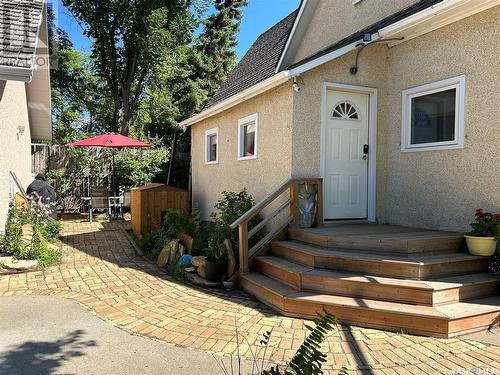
[331,101,360,120]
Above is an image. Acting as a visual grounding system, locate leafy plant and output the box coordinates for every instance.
[138,227,169,258]
[163,209,208,252]
[214,311,341,375]
[466,208,500,239]
[113,139,168,188]
[32,227,61,267]
[1,202,62,267]
[2,209,31,260]
[207,189,262,262]
[489,256,500,275]
[206,223,231,261]
[264,311,338,375]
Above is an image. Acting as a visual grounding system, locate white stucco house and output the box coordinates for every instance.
[0,0,52,232]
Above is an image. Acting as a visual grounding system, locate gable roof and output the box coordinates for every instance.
[204,10,298,109]
[182,0,497,127]
[288,0,444,70]
[0,0,44,70]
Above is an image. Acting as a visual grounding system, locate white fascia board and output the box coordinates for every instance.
[289,38,372,77]
[379,0,500,46]
[276,0,316,73]
[0,65,33,82]
[180,71,290,127]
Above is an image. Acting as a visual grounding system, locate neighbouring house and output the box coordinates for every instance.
[0,0,52,233]
[181,1,500,337]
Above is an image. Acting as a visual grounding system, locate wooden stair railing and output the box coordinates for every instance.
[230,178,323,273]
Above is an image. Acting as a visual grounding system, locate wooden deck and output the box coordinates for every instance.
[239,223,500,338]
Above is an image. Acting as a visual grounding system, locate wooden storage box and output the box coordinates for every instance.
[131,183,189,237]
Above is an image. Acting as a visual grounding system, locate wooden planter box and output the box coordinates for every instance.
[131,183,189,237]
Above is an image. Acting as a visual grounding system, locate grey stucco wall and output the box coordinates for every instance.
[291,8,500,232]
[0,80,33,234]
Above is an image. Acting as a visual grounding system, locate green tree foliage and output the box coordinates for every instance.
[174,0,248,118]
[61,0,200,135]
[48,5,111,143]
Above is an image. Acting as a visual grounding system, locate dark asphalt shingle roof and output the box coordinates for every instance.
[0,0,44,69]
[203,0,444,110]
[204,10,298,109]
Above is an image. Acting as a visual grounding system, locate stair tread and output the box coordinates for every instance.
[257,255,499,291]
[429,273,500,290]
[242,272,500,320]
[291,225,462,239]
[273,240,487,264]
[435,296,500,319]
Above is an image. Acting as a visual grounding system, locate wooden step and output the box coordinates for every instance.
[271,241,490,280]
[288,225,465,257]
[254,256,500,306]
[239,272,500,338]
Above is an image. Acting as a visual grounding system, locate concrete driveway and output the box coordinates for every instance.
[0,296,252,375]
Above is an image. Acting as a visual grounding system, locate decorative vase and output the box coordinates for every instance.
[464,235,497,256]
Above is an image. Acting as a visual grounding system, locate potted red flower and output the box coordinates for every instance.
[465,209,500,256]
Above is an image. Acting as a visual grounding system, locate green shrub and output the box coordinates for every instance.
[138,227,169,258]
[1,203,62,266]
[206,223,231,261]
[32,227,61,267]
[163,209,209,252]
[2,210,32,260]
[206,189,262,261]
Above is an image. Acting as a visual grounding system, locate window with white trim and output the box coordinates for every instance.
[401,75,465,152]
[238,113,258,160]
[205,127,218,164]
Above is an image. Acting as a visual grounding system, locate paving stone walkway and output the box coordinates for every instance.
[0,219,498,375]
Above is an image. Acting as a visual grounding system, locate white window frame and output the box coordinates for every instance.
[204,127,219,164]
[237,113,258,161]
[401,75,465,152]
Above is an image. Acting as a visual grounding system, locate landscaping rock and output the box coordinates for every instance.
[156,248,170,268]
[191,256,206,268]
[0,256,38,271]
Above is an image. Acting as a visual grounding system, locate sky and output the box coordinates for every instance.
[52,0,301,60]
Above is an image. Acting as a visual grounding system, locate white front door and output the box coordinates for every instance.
[323,90,369,219]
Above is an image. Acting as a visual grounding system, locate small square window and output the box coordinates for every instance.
[238,113,258,160]
[205,127,218,164]
[401,75,465,152]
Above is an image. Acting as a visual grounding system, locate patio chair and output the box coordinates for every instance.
[89,186,110,223]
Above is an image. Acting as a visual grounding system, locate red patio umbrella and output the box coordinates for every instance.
[67,132,151,195]
[67,132,151,148]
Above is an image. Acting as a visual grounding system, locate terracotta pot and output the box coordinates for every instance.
[465,235,497,256]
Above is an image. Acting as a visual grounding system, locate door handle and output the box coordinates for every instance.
[363,144,369,160]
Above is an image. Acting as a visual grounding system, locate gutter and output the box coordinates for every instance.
[0,65,34,82]
[379,0,500,46]
[180,71,291,127]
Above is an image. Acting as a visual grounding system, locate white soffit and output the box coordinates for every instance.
[379,0,500,46]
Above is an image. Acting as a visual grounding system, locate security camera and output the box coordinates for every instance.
[293,82,301,92]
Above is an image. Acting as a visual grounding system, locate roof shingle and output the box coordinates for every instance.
[204,10,298,109]
[0,0,44,69]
